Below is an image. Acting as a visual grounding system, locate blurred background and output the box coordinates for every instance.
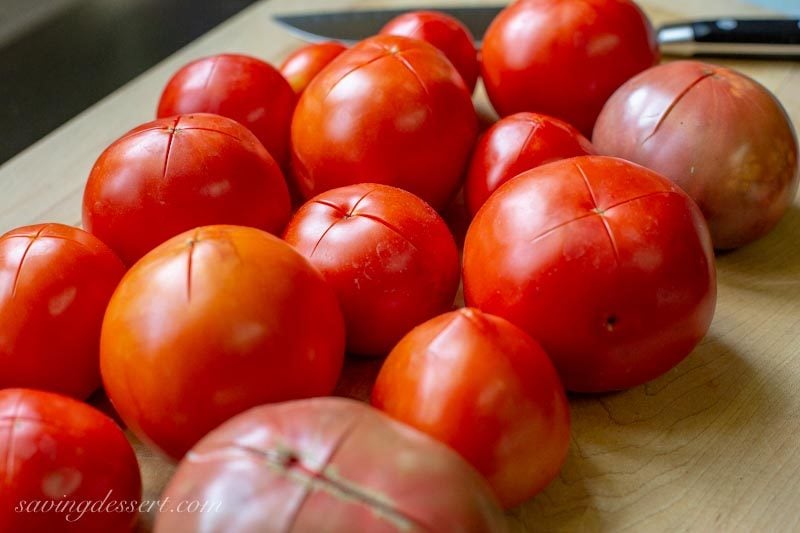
[0,0,797,165]
[0,0,257,164]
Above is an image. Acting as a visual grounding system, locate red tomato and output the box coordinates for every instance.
[0,224,124,399]
[593,60,799,249]
[157,53,296,166]
[155,398,506,533]
[83,113,290,265]
[463,156,717,392]
[100,225,345,459]
[465,112,596,217]
[380,11,479,92]
[279,41,347,94]
[0,388,141,532]
[372,308,570,508]
[291,35,478,210]
[283,183,460,356]
[481,0,659,135]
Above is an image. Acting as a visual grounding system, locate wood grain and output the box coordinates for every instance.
[1,0,798,531]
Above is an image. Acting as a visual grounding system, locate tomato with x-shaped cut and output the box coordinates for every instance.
[463,156,716,392]
[83,113,290,265]
[291,35,477,210]
[284,183,459,356]
[0,388,141,532]
[0,223,124,399]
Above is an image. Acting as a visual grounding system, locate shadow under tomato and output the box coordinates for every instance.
[715,204,800,301]
[508,332,789,531]
[333,355,385,403]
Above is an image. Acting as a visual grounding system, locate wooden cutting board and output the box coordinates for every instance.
[1,0,798,531]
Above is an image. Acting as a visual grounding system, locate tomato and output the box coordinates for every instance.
[283,183,459,356]
[83,113,290,265]
[0,388,141,532]
[291,35,477,210]
[463,156,716,392]
[100,225,345,459]
[380,11,479,92]
[157,53,296,167]
[0,223,124,399]
[279,41,347,94]
[464,112,596,217]
[372,308,570,508]
[155,398,506,532]
[481,0,659,135]
[593,60,800,249]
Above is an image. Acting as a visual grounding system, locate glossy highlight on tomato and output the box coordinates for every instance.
[0,388,141,533]
[465,112,596,217]
[100,225,345,459]
[291,35,478,210]
[372,308,570,508]
[284,183,460,356]
[279,41,347,94]
[481,0,659,135]
[0,223,125,399]
[155,398,506,533]
[157,53,296,166]
[381,10,479,92]
[83,113,291,265]
[463,156,717,392]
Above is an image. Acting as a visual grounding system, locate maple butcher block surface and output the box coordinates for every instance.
[0,0,798,531]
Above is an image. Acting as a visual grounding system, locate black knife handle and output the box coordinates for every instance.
[659,19,800,58]
[690,19,800,44]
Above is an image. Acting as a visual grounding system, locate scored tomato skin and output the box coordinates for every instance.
[372,308,571,508]
[481,0,659,135]
[291,35,478,211]
[0,388,141,533]
[100,225,345,460]
[593,60,800,249]
[82,113,291,266]
[463,156,717,392]
[284,183,460,356]
[157,53,296,167]
[154,398,507,533]
[464,112,596,217]
[380,10,479,92]
[279,41,348,94]
[0,223,125,399]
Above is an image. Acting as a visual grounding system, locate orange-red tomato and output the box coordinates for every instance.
[157,53,296,167]
[155,398,506,532]
[279,41,347,94]
[291,35,477,210]
[481,0,659,135]
[83,113,290,265]
[100,225,345,459]
[0,388,141,532]
[0,223,124,399]
[381,10,479,92]
[284,183,460,356]
[464,112,596,217]
[372,308,570,508]
[593,60,800,249]
[463,156,717,392]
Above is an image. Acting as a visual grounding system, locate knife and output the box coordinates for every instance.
[272,7,800,59]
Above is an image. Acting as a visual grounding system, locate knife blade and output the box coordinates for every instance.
[272,8,499,45]
[272,8,800,59]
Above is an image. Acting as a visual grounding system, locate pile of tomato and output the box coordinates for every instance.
[1,0,798,531]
